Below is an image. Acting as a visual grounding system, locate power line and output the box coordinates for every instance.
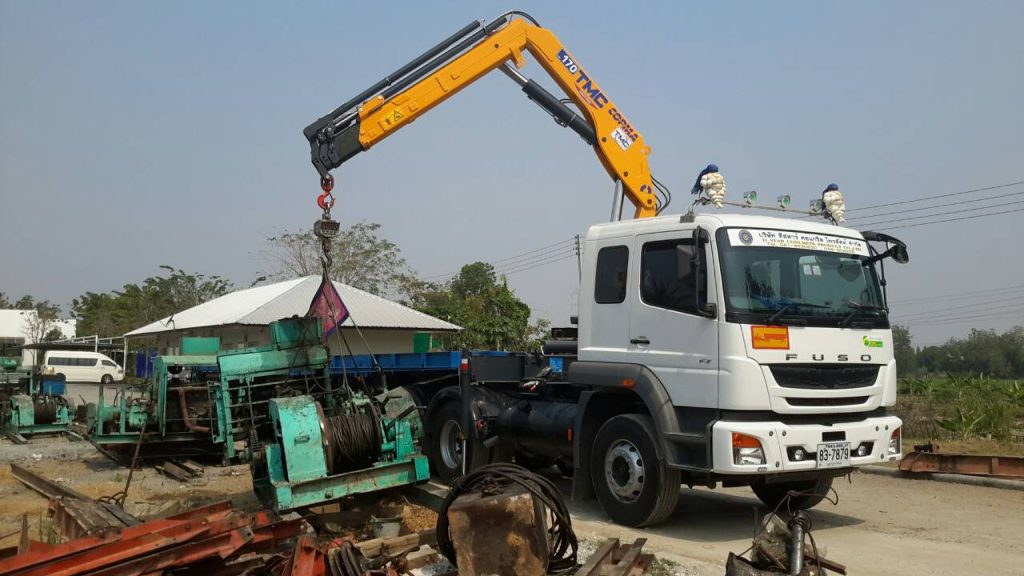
[794,179,1024,220]
[421,237,575,281]
[891,294,1024,321]
[501,254,577,276]
[853,199,1024,228]
[495,251,577,276]
[903,310,1024,327]
[865,206,1024,231]
[488,237,575,265]
[889,283,1024,307]
[847,180,1024,214]
[894,302,1024,323]
[844,189,1024,222]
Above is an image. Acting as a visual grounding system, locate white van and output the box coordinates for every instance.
[42,351,124,384]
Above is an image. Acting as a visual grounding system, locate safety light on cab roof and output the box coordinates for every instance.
[687,165,849,227]
[732,433,765,466]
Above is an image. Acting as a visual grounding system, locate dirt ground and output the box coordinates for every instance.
[565,473,1024,576]
[2,435,1022,575]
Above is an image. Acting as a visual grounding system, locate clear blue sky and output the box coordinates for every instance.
[2,1,1022,345]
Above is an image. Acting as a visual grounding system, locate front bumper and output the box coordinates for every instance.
[711,415,902,475]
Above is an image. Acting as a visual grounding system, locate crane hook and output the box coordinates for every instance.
[317,174,336,211]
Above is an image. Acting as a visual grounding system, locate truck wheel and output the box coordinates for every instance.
[751,476,834,511]
[591,414,680,527]
[101,374,114,385]
[428,402,494,483]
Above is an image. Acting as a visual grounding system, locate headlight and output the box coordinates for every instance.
[888,428,901,456]
[732,433,765,465]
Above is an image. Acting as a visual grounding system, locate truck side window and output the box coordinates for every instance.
[595,246,629,304]
[641,238,704,315]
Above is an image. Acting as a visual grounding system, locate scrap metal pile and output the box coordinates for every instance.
[0,463,654,576]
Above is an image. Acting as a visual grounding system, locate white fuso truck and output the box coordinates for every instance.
[408,211,908,527]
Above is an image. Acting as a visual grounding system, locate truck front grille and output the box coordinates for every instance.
[785,396,870,407]
[770,364,879,390]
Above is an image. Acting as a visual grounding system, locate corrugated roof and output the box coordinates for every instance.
[125,276,460,336]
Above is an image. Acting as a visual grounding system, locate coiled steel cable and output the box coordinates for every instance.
[436,463,579,575]
[324,408,383,473]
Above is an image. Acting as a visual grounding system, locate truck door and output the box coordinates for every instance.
[578,242,633,363]
[628,230,719,408]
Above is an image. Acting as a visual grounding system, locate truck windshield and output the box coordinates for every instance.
[716,227,887,328]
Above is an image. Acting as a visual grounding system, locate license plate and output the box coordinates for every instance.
[816,442,851,468]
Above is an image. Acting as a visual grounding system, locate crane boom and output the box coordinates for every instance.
[304,12,659,218]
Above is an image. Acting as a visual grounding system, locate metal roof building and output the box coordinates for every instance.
[125,276,459,355]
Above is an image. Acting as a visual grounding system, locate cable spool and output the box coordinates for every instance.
[321,403,384,474]
[33,398,58,424]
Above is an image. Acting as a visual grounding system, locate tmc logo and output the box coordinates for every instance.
[558,49,608,109]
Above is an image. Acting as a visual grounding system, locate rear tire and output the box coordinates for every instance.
[751,476,834,511]
[591,414,680,527]
[428,401,503,483]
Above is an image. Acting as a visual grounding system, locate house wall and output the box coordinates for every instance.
[0,310,77,366]
[153,325,438,356]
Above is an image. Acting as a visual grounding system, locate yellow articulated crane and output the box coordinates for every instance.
[304,10,677,219]
[299,11,910,532]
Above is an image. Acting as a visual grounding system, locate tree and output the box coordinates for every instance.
[21,300,62,366]
[405,262,549,351]
[262,221,412,297]
[913,325,1024,378]
[72,267,232,337]
[892,325,917,376]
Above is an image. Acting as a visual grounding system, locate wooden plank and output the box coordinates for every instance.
[157,461,193,482]
[176,460,205,476]
[577,538,651,576]
[356,533,419,557]
[576,539,619,576]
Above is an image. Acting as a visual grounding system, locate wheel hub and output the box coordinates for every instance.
[439,419,464,470]
[604,439,644,502]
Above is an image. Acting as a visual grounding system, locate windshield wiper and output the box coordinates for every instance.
[766,301,830,325]
[839,299,888,328]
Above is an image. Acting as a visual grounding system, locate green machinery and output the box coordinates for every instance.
[87,337,221,458]
[3,358,74,443]
[84,316,430,510]
[5,392,73,442]
[255,392,429,511]
[216,317,429,511]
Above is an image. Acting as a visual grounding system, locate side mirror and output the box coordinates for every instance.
[891,244,909,264]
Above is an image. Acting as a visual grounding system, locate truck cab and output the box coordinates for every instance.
[569,212,902,523]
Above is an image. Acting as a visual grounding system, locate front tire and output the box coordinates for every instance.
[591,414,680,527]
[100,374,114,385]
[750,476,834,511]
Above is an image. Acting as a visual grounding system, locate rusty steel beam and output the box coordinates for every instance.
[0,508,237,575]
[0,501,307,576]
[900,451,1024,479]
[10,464,91,501]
